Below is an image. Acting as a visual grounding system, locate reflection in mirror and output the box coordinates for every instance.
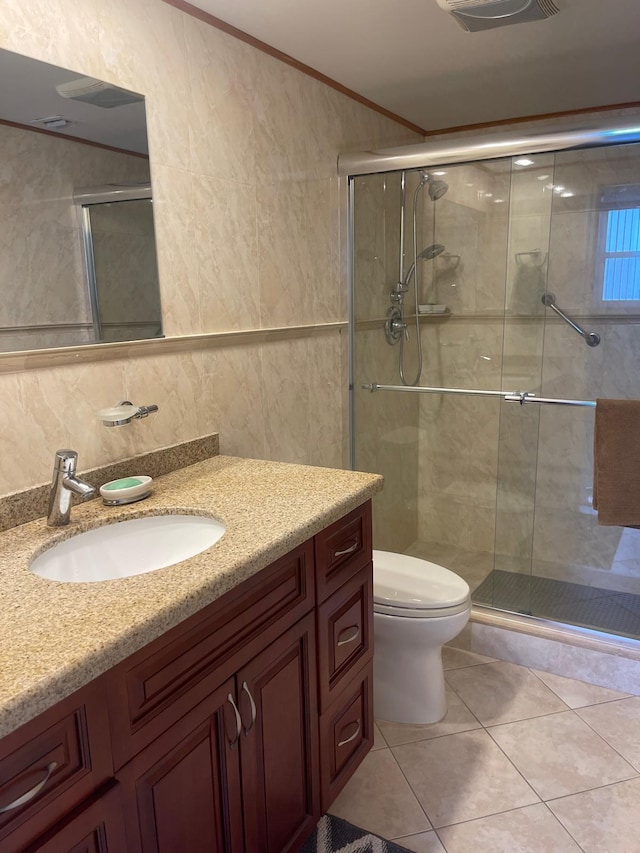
[0,48,163,353]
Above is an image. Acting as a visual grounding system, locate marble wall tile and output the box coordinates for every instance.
[256,181,309,328]
[97,0,191,171]
[192,174,260,331]
[183,15,257,184]
[1,359,129,494]
[261,337,310,464]
[0,0,103,80]
[199,343,265,460]
[307,332,344,462]
[148,164,200,337]
[122,349,203,457]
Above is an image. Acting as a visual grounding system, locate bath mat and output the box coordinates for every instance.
[300,814,413,852]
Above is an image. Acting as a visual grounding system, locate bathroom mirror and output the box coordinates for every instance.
[0,48,163,353]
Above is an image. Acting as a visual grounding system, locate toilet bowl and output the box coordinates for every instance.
[373,550,471,725]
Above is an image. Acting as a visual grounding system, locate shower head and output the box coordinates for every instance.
[401,244,446,286]
[421,243,446,260]
[419,171,450,201]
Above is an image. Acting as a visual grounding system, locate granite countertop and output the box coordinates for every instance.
[0,455,383,739]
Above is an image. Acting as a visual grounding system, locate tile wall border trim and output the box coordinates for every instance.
[0,322,347,374]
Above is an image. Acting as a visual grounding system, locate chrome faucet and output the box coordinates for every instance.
[47,450,96,527]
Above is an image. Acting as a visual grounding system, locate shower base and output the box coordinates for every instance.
[405,539,640,641]
[474,569,640,641]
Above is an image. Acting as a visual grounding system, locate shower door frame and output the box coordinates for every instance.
[343,117,640,471]
[343,117,640,644]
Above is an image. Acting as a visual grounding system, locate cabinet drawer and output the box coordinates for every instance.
[317,564,373,711]
[319,661,373,812]
[23,782,126,853]
[108,539,314,769]
[314,502,372,603]
[0,681,112,852]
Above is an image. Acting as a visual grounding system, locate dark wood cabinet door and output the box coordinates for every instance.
[24,783,126,853]
[237,612,320,853]
[118,677,243,853]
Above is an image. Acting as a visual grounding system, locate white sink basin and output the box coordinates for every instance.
[30,514,226,583]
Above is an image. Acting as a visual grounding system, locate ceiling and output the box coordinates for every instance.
[187,0,640,133]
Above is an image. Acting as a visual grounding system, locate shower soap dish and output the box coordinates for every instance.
[419,304,448,314]
[100,476,153,506]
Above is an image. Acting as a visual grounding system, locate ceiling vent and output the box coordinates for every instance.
[436,0,559,31]
[55,77,144,108]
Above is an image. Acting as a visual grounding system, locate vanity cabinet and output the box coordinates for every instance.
[1,500,373,852]
[0,683,114,853]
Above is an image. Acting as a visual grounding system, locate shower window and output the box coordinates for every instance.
[600,185,640,302]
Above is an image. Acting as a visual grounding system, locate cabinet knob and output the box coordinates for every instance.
[226,694,242,748]
[334,540,358,558]
[0,761,58,813]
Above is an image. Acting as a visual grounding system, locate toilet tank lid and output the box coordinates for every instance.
[373,550,470,610]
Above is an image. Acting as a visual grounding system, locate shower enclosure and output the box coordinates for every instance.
[344,122,640,642]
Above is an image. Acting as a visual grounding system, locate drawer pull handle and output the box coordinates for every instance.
[334,540,358,558]
[337,625,360,647]
[227,694,242,748]
[337,720,361,748]
[242,681,257,735]
[0,761,58,813]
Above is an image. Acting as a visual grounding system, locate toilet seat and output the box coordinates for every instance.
[373,550,471,619]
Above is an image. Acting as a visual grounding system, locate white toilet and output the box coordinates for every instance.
[373,550,471,725]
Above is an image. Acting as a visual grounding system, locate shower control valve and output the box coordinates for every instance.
[384,306,408,345]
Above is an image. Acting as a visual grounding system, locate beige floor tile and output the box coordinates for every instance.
[445,661,568,726]
[392,729,539,828]
[489,710,638,800]
[532,668,632,709]
[328,748,431,840]
[372,722,387,751]
[442,646,496,671]
[549,777,640,853]
[437,803,582,853]
[577,697,640,771]
[392,830,446,852]
[377,688,481,746]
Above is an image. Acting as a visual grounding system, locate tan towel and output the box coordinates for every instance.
[594,399,640,526]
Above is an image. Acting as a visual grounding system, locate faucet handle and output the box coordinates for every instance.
[53,449,78,473]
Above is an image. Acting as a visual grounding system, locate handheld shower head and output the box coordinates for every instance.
[401,244,446,286]
[419,171,450,201]
[422,243,446,260]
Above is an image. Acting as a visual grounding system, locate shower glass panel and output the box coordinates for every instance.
[351,139,640,641]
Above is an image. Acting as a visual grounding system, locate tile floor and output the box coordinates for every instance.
[329,647,640,852]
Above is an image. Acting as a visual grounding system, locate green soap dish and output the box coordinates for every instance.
[100,475,152,506]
